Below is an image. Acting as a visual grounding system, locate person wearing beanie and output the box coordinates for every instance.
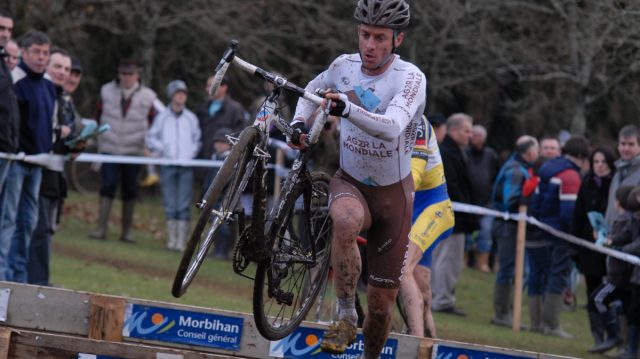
[89,58,158,243]
[145,80,201,251]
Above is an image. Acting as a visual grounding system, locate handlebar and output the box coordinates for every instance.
[208,40,329,147]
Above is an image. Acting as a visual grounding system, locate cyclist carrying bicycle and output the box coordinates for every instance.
[290,0,426,357]
[398,115,455,338]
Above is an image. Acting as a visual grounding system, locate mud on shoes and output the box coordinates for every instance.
[320,319,357,354]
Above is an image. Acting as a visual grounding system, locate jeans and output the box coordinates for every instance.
[526,245,551,296]
[28,195,57,285]
[476,215,494,253]
[493,219,517,285]
[100,161,141,200]
[0,162,42,282]
[159,166,193,220]
[0,158,9,193]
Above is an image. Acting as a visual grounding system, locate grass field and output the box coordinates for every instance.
[49,190,604,358]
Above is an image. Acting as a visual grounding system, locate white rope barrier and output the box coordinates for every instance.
[452,202,640,266]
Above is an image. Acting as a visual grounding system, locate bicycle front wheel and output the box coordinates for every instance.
[253,172,332,340]
[172,126,260,297]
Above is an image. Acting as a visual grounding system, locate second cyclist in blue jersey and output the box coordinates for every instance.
[290,1,426,357]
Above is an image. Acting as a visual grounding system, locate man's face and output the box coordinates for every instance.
[64,71,82,94]
[470,128,486,150]
[524,144,540,164]
[618,135,640,161]
[540,139,561,159]
[22,43,50,74]
[357,24,403,74]
[47,52,71,86]
[118,67,140,89]
[171,91,187,110]
[449,121,472,147]
[0,16,13,47]
[4,40,18,71]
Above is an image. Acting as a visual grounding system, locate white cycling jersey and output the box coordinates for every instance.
[294,53,427,186]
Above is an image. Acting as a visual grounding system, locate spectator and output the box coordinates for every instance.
[146,80,201,252]
[571,146,619,352]
[466,124,500,272]
[539,135,562,161]
[27,47,75,286]
[3,39,18,71]
[489,135,539,327]
[620,186,640,359]
[64,56,83,118]
[195,75,248,184]
[606,125,640,226]
[89,58,158,243]
[428,112,447,143]
[0,31,56,283]
[432,113,476,316]
[531,136,590,338]
[0,7,18,201]
[590,185,636,356]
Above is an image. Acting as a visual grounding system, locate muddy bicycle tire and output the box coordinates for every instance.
[253,172,332,340]
[172,126,260,297]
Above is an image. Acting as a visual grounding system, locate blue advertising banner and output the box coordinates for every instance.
[122,304,243,350]
[435,344,531,359]
[269,326,397,359]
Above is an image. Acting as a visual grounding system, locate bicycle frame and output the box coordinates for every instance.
[205,40,331,266]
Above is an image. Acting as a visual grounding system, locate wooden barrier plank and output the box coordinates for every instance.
[0,282,89,335]
[89,294,125,341]
[9,329,240,359]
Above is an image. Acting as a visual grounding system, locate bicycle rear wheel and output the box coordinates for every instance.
[253,171,332,340]
[172,126,260,297]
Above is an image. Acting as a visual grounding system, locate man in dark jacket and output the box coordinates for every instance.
[195,75,248,183]
[467,124,500,272]
[27,48,75,286]
[431,113,475,316]
[490,135,539,327]
[0,31,56,283]
[0,8,19,197]
[531,136,590,338]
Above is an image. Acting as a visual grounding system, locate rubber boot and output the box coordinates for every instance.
[587,311,605,353]
[541,294,574,339]
[590,308,622,353]
[474,251,491,273]
[176,220,190,252]
[528,296,543,333]
[166,219,178,250]
[120,200,136,243]
[88,197,112,239]
[491,283,513,327]
[617,325,639,359]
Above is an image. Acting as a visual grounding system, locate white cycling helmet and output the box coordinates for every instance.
[353,0,410,30]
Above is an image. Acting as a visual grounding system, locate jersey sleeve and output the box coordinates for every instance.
[292,56,344,124]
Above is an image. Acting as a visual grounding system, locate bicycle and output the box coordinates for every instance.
[172,40,333,340]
